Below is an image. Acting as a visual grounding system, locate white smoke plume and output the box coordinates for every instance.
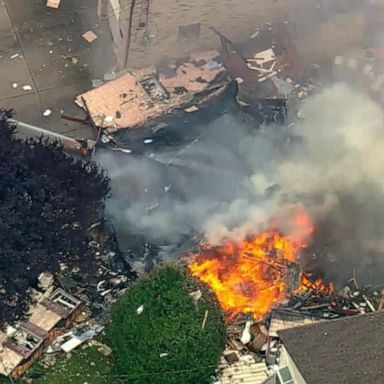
[97,83,384,282]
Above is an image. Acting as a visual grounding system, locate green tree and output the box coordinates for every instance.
[108,265,225,384]
[0,110,110,324]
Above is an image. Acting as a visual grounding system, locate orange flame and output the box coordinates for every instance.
[189,210,331,320]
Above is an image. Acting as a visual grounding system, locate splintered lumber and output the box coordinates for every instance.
[299,303,330,311]
[362,295,376,312]
[378,296,384,311]
[201,310,209,330]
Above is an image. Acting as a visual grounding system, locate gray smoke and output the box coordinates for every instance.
[97,83,384,282]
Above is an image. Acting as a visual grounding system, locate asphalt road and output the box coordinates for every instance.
[0,0,116,140]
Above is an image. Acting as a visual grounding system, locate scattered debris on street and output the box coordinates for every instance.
[46,0,61,9]
[82,31,98,43]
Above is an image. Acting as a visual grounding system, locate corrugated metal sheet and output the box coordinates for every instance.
[219,359,275,384]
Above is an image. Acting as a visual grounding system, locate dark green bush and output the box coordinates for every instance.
[108,265,225,384]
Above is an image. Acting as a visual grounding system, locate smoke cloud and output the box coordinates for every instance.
[278,84,384,283]
[97,83,384,283]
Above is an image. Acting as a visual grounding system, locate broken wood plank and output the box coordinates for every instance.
[378,296,384,311]
[362,294,376,312]
[202,310,209,330]
[299,303,329,311]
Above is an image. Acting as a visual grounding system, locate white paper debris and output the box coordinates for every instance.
[104,72,117,81]
[103,115,114,124]
[12,83,18,89]
[250,30,260,39]
[46,0,61,8]
[100,134,110,144]
[92,79,103,88]
[82,31,98,43]
[185,105,199,113]
[136,305,144,315]
[144,139,153,144]
[10,53,19,59]
[43,109,52,117]
[111,147,132,154]
[22,85,33,91]
[189,290,202,302]
[160,353,169,358]
[235,77,244,84]
[240,320,252,345]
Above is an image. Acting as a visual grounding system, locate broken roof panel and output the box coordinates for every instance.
[268,309,321,337]
[219,359,275,384]
[75,51,227,132]
[0,288,82,378]
[0,332,24,377]
[278,311,384,384]
[253,48,276,65]
[28,302,63,332]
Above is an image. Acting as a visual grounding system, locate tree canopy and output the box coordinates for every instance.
[0,111,110,324]
[108,265,226,384]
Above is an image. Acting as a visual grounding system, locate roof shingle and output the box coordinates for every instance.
[278,311,384,384]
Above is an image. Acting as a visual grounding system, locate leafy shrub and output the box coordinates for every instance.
[108,265,225,384]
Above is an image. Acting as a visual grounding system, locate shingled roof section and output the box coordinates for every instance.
[278,311,384,384]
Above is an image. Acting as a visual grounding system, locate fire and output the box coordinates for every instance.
[189,210,331,320]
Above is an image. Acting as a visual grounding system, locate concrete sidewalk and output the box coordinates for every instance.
[0,0,117,139]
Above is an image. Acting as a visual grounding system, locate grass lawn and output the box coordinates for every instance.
[0,345,117,384]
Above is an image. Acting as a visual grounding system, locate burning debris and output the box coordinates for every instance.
[188,208,333,321]
[212,277,384,384]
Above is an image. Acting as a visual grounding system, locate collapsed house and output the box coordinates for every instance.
[0,288,82,378]
[0,220,135,379]
[76,50,229,132]
[75,24,314,149]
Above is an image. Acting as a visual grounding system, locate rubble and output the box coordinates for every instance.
[214,272,384,384]
[0,288,82,378]
[88,340,113,356]
[103,72,117,81]
[38,272,54,290]
[92,79,103,88]
[42,109,52,117]
[82,31,98,43]
[46,0,61,9]
[184,105,199,113]
[217,356,275,384]
[75,50,228,132]
[57,324,104,353]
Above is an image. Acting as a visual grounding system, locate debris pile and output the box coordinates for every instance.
[75,50,229,132]
[0,288,82,378]
[286,282,384,318]
[214,277,384,384]
[56,223,136,319]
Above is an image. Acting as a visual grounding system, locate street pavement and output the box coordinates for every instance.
[0,0,117,139]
